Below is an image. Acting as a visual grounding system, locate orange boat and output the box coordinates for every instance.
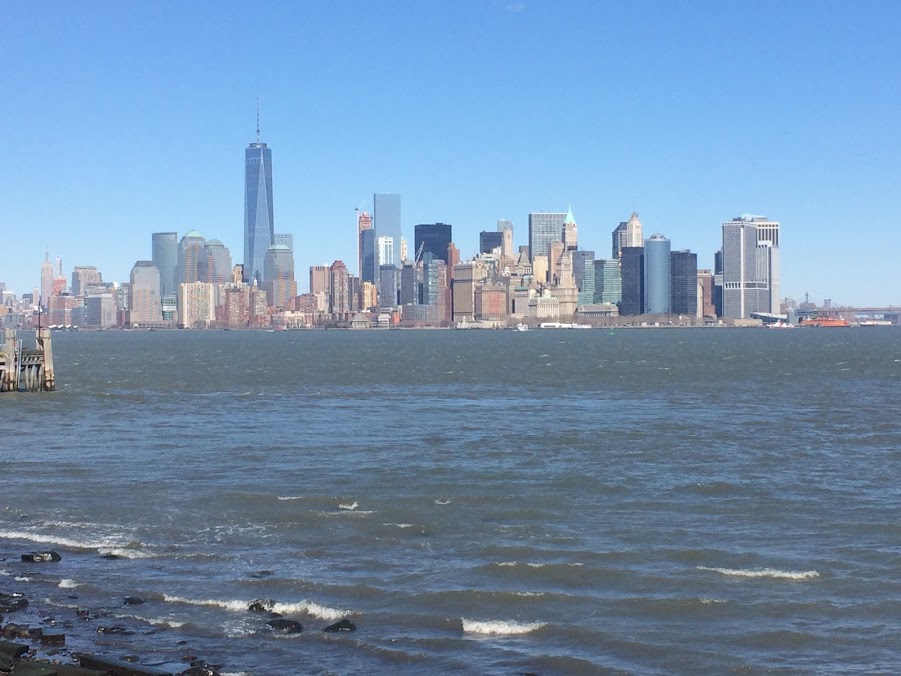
[799,317,851,327]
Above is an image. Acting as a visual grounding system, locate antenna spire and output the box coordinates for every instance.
[256,98,261,143]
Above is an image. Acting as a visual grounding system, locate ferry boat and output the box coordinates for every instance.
[799,317,851,328]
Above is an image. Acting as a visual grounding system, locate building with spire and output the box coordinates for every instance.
[244,104,274,286]
[563,206,578,251]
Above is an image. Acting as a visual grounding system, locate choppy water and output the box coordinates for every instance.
[2,328,900,674]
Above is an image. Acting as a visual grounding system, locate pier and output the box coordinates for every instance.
[0,329,55,393]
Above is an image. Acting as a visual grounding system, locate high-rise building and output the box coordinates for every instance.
[373,193,402,267]
[40,254,54,307]
[414,223,453,263]
[377,236,394,268]
[572,251,595,306]
[619,247,644,315]
[198,240,232,284]
[263,244,296,309]
[71,266,102,297]
[328,260,350,315]
[310,265,330,296]
[497,220,514,259]
[670,250,698,316]
[357,210,373,281]
[697,269,715,318]
[528,212,566,263]
[274,233,293,252]
[595,259,622,305]
[563,206,578,251]
[128,261,162,326]
[84,294,117,328]
[152,232,178,297]
[177,231,205,285]
[721,215,780,318]
[644,234,671,314]
[177,281,215,328]
[244,117,274,285]
[612,212,643,259]
[479,231,504,255]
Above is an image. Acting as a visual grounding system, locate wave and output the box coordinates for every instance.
[277,496,302,501]
[58,578,80,589]
[462,618,546,635]
[382,523,415,529]
[98,547,152,559]
[162,595,352,621]
[697,566,820,580]
[494,561,582,569]
[338,501,359,511]
[0,530,150,557]
[434,499,451,505]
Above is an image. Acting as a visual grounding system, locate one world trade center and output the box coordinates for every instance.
[243,110,274,286]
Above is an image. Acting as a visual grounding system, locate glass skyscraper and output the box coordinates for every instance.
[244,134,274,286]
[151,232,178,298]
[644,234,672,314]
[414,223,453,263]
[528,212,566,263]
[374,193,402,267]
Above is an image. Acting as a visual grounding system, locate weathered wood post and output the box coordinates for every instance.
[36,328,55,392]
[1,329,16,392]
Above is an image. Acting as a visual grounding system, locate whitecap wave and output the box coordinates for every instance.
[434,499,451,505]
[15,576,31,582]
[58,578,80,589]
[462,618,546,635]
[163,595,250,612]
[98,547,152,559]
[338,501,358,511]
[277,496,302,501]
[0,530,149,557]
[382,522,415,529]
[697,566,820,580]
[163,595,352,621]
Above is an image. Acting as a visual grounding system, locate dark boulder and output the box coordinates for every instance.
[266,618,303,633]
[323,618,356,632]
[21,551,62,563]
[247,599,275,612]
[41,630,66,646]
[0,639,29,658]
[0,595,28,613]
[124,596,145,606]
[97,625,134,636]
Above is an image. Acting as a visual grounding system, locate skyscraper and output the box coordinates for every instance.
[479,231,504,254]
[721,215,780,318]
[177,231,205,285]
[414,223,453,263]
[670,250,698,316]
[197,240,232,284]
[644,234,671,314]
[373,193,401,267]
[612,212,643,259]
[357,210,373,281]
[128,261,162,326]
[563,206,578,251]
[263,244,296,309]
[152,232,178,297]
[619,247,645,315]
[40,254,53,308]
[528,212,566,263]
[497,220,514,259]
[71,266,102,297]
[244,112,274,285]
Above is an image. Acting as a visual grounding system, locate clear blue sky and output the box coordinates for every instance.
[3,0,900,305]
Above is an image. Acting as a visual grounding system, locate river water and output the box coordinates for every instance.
[2,328,900,674]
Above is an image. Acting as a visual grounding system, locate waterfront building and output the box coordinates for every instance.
[422,254,448,320]
[244,120,274,285]
[198,240,232,284]
[612,212,643,259]
[619,247,644,315]
[644,234,671,314]
[357,210,375,282]
[360,280,378,310]
[84,294,117,328]
[263,244,296,310]
[128,261,162,326]
[697,269,715,318]
[479,230,504,255]
[177,281,215,328]
[528,212,566,263]
[177,231,205,284]
[595,259,622,306]
[563,207,578,251]
[374,193,402,267]
[497,220,514,259]
[452,260,488,323]
[378,265,400,309]
[721,215,780,318]
[71,266,102,297]
[572,251,595,306]
[475,281,507,322]
[414,223,453,264]
[328,260,350,315]
[670,250,698,316]
[151,232,178,298]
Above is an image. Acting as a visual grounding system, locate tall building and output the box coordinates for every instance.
[177,281,215,328]
[377,236,394,268]
[263,244,296,309]
[40,254,54,307]
[612,212,643,259]
[670,250,698,316]
[619,247,644,315]
[595,259,622,305]
[198,240,232,284]
[329,260,350,314]
[644,234,671,314]
[479,230,504,255]
[71,266,101,297]
[721,215,780,318]
[373,193,402,267]
[274,233,293,252]
[572,250,595,306]
[309,265,330,296]
[244,115,274,285]
[177,231,205,284]
[128,261,162,326]
[152,232,178,297]
[357,210,374,281]
[414,223,453,263]
[528,212,566,263]
[497,220,514,259]
[563,206,578,251]
[697,269,715,318]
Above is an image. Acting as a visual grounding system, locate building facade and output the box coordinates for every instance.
[414,223,453,264]
[373,193,402,268]
[263,244,296,309]
[128,261,162,326]
[670,250,698,316]
[244,134,274,285]
[528,212,566,263]
[644,234,671,314]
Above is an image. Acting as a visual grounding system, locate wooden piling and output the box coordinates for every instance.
[0,329,55,393]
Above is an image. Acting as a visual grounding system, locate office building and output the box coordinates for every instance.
[378,265,400,309]
[40,255,54,307]
[644,234,671,314]
[497,220,514,259]
[71,266,102,297]
[177,231,205,284]
[721,215,780,318]
[612,212,643,259]
[374,193,402,267]
[563,207,578,251]
[177,281,216,328]
[128,261,162,326]
[357,210,374,281]
[310,265,330,296]
[697,269,715,318]
[572,250,595,307]
[329,260,351,315]
[197,240,232,284]
[619,247,644,315]
[263,244,296,309]
[670,250,698,316]
[84,294,117,329]
[414,223,453,263]
[595,259,622,305]
[479,230,504,255]
[528,212,566,263]
[244,120,274,285]
[152,232,178,297]
[377,236,394,267]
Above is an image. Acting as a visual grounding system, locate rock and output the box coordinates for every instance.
[0,639,29,658]
[0,595,29,613]
[29,627,44,639]
[77,653,177,675]
[97,625,134,636]
[41,630,66,646]
[124,596,145,606]
[21,551,62,563]
[322,618,356,632]
[266,618,303,633]
[247,599,275,612]
[6,660,58,675]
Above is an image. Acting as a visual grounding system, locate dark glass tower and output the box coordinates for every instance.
[414,223,453,263]
[244,114,274,286]
[619,246,645,316]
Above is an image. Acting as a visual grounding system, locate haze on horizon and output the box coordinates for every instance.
[2,1,899,306]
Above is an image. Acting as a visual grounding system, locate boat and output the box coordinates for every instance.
[516,323,529,332]
[799,317,851,328]
[766,321,795,329]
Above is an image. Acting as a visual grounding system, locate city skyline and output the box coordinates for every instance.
[3,2,900,305]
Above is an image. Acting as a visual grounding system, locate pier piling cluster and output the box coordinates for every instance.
[0,329,55,393]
